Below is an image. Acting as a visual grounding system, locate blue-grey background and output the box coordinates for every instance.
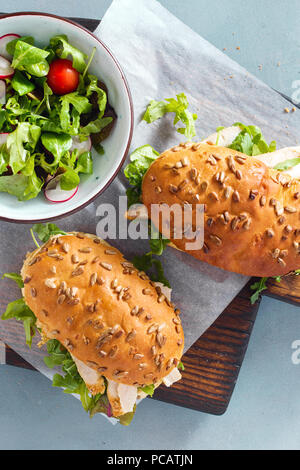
[1,0,300,450]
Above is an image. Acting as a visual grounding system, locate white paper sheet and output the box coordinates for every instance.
[1,0,300,420]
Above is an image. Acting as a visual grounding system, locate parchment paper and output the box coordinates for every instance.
[1,0,300,415]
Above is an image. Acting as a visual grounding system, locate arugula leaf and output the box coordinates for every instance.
[32,223,67,242]
[60,92,92,115]
[250,275,282,304]
[143,93,197,140]
[86,74,107,118]
[132,252,170,288]
[250,277,268,304]
[126,186,141,207]
[44,339,102,413]
[124,145,159,188]
[139,384,155,397]
[273,157,300,171]
[1,298,36,347]
[41,132,72,167]
[11,71,35,96]
[59,92,92,133]
[150,258,171,287]
[49,35,88,73]
[35,79,53,114]
[45,339,103,413]
[149,225,170,256]
[2,273,24,288]
[229,123,276,156]
[80,117,113,137]
[12,40,50,77]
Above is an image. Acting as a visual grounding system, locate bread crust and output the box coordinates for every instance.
[22,232,184,386]
[142,143,300,277]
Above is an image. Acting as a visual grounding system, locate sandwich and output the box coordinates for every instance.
[123,121,300,279]
[141,139,300,277]
[2,228,184,424]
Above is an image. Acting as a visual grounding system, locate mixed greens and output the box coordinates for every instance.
[0,34,116,202]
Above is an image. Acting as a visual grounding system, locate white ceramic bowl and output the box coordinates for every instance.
[0,12,133,223]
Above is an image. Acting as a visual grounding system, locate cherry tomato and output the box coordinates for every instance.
[47,59,79,95]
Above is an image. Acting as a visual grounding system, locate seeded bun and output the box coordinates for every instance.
[142,143,300,277]
[21,232,184,387]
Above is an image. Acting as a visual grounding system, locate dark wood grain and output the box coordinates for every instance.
[265,275,300,305]
[153,279,260,414]
[1,14,300,417]
[5,344,35,370]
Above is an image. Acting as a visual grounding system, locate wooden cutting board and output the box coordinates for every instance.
[1,15,300,416]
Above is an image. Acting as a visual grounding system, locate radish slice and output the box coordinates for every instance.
[0,55,14,79]
[70,135,92,156]
[0,133,9,145]
[0,80,6,105]
[0,34,20,59]
[44,174,78,203]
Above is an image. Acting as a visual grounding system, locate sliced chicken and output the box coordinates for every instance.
[154,281,172,301]
[201,125,241,147]
[72,355,105,395]
[107,379,138,417]
[162,367,182,387]
[255,146,300,178]
[203,126,300,179]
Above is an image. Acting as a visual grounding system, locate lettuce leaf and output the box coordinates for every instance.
[79,117,113,137]
[12,40,50,77]
[229,123,276,156]
[6,36,34,56]
[11,70,35,96]
[7,122,41,174]
[41,132,72,167]
[49,35,88,73]
[2,272,24,288]
[1,298,37,347]
[44,339,102,413]
[273,157,300,171]
[143,92,197,140]
[31,223,67,242]
[132,252,170,288]
[139,384,155,397]
[0,172,43,201]
[124,145,159,188]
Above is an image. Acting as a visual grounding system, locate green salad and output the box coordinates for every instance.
[0,33,116,202]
